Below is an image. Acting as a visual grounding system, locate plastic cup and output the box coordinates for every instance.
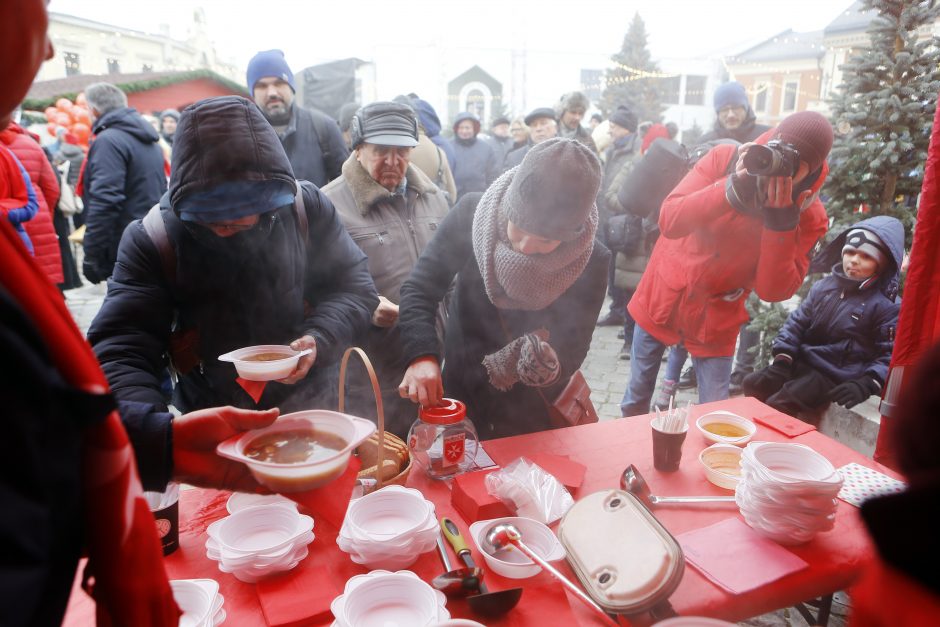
[144,482,180,556]
[651,417,688,472]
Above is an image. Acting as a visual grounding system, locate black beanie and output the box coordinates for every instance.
[608,106,637,132]
[507,138,601,242]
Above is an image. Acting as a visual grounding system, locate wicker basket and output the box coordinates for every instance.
[339,347,412,489]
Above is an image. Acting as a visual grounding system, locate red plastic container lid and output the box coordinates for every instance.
[419,398,467,425]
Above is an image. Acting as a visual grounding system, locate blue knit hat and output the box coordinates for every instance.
[713,82,748,111]
[247,49,295,92]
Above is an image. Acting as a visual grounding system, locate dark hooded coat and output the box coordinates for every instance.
[81,107,167,283]
[773,216,903,385]
[87,96,378,487]
[450,113,500,201]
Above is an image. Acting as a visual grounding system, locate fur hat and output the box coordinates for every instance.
[556,91,590,115]
[246,49,295,92]
[507,137,601,242]
[773,111,834,173]
[608,106,637,132]
[713,82,749,111]
[843,228,889,271]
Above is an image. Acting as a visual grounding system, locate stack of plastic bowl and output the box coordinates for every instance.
[330,570,449,627]
[170,578,226,626]
[336,485,438,570]
[735,442,843,544]
[205,502,314,582]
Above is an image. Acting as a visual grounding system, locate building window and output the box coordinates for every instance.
[660,76,681,105]
[781,79,799,113]
[142,63,153,72]
[685,75,707,106]
[107,58,121,74]
[753,80,770,114]
[64,52,80,77]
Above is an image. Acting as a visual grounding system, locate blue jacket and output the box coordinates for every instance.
[773,216,904,385]
[450,113,500,200]
[82,107,167,283]
[412,98,456,170]
[3,151,38,253]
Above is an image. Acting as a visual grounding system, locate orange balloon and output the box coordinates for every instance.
[72,108,91,125]
[75,92,87,106]
[56,97,73,111]
[44,106,58,120]
[54,112,71,127]
[70,122,91,144]
[46,122,57,136]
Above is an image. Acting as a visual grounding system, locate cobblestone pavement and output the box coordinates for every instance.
[63,289,848,626]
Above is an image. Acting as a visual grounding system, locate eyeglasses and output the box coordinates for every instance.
[191,211,278,236]
[718,105,746,115]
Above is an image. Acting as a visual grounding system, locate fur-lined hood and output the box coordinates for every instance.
[338,152,441,216]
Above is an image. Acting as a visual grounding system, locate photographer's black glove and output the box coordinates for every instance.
[82,259,107,285]
[829,377,881,409]
[725,172,760,214]
[761,201,801,232]
[742,357,792,400]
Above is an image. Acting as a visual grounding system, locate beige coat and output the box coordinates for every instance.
[410,130,457,205]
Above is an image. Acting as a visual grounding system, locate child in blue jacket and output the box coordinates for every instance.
[743,215,904,416]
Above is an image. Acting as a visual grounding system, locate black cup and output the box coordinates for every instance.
[145,487,180,556]
[651,419,687,472]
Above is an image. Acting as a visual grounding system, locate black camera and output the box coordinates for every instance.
[743,140,801,177]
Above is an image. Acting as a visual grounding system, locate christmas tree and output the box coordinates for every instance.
[824,0,940,241]
[601,13,665,123]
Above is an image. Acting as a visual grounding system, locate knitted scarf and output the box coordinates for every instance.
[471,168,597,311]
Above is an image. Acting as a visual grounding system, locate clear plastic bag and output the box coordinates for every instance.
[484,457,574,524]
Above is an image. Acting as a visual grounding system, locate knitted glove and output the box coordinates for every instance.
[761,201,801,232]
[742,358,792,400]
[482,329,558,391]
[829,377,881,409]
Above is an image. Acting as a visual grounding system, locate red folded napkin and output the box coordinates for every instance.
[235,377,267,404]
[282,456,361,531]
[530,453,586,491]
[678,517,808,594]
[256,558,346,627]
[753,412,816,437]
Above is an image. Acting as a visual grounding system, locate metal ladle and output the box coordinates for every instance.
[482,522,620,627]
[621,464,736,505]
[432,535,484,598]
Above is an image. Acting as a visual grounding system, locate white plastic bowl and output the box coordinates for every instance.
[216,410,376,492]
[226,492,296,514]
[217,344,312,381]
[207,503,312,554]
[696,410,756,446]
[171,579,219,627]
[469,516,566,579]
[335,571,445,627]
[345,486,434,540]
[699,443,743,490]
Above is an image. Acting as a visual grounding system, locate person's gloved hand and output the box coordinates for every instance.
[829,377,881,408]
[82,259,107,284]
[725,171,760,214]
[759,175,817,232]
[742,357,792,400]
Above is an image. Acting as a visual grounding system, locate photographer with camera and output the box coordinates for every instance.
[620,111,832,417]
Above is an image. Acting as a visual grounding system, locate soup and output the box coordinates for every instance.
[703,423,749,438]
[244,428,347,464]
[243,352,293,362]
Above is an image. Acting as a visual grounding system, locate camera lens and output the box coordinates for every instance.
[743,145,776,176]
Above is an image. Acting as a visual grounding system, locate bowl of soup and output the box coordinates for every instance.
[217,410,376,492]
[217,345,313,381]
[696,410,756,446]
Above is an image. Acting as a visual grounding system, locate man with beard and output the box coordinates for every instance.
[323,102,449,436]
[87,95,378,418]
[247,49,349,186]
[700,81,771,144]
[556,91,597,153]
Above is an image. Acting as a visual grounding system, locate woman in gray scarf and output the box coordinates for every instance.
[397,138,610,439]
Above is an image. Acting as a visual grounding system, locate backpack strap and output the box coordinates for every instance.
[293,179,308,243]
[309,112,335,177]
[141,204,175,289]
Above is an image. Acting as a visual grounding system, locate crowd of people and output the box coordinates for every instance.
[2,1,938,624]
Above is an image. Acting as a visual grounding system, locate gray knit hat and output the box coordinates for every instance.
[507,137,601,242]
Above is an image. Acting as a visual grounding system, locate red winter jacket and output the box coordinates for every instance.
[0,123,63,284]
[628,141,828,357]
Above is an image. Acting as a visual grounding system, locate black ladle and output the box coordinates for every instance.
[432,534,484,597]
[440,517,522,617]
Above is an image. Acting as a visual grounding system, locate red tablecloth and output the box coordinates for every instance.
[63,397,894,626]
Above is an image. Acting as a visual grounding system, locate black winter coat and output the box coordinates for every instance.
[398,193,609,439]
[279,105,349,187]
[698,106,771,144]
[450,135,500,200]
[82,107,167,283]
[87,97,378,487]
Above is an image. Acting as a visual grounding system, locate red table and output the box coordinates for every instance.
[63,397,894,626]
